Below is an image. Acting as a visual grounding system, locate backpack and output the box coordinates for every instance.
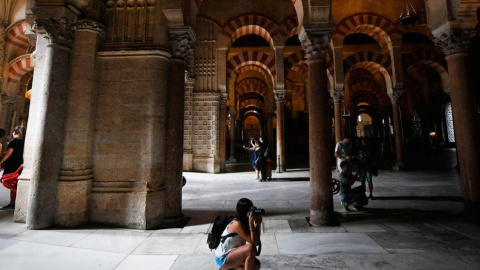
[207,215,238,250]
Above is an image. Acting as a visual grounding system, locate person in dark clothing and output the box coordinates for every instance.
[258,136,271,181]
[0,126,25,209]
[337,161,368,211]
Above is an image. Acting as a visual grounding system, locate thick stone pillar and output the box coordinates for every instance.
[53,20,104,227]
[229,111,237,162]
[332,92,343,143]
[301,30,336,226]
[24,6,77,229]
[274,90,286,172]
[219,94,228,172]
[163,27,195,227]
[440,42,480,216]
[389,91,405,170]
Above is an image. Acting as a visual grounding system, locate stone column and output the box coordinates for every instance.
[437,31,480,216]
[229,111,237,162]
[24,6,77,229]
[219,93,228,172]
[163,26,195,227]
[301,31,336,226]
[274,90,286,172]
[267,106,274,153]
[54,20,105,227]
[389,91,404,170]
[332,92,343,143]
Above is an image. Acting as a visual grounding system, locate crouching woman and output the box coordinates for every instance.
[215,198,262,270]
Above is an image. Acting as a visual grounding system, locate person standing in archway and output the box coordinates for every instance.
[258,136,271,181]
[0,126,26,209]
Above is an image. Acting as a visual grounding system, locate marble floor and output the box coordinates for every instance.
[0,150,479,269]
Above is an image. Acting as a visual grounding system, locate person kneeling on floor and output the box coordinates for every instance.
[338,161,368,211]
[214,198,262,270]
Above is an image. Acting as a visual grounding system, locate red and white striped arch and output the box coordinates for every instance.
[195,0,297,7]
[236,77,268,99]
[6,20,30,51]
[7,54,34,85]
[345,61,393,94]
[398,24,435,41]
[227,51,276,81]
[222,15,282,39]
[333,13,396,54]
[344,51,392,77]
[407,60,450,93]
[403,49,446,70]
[231,25,274,48]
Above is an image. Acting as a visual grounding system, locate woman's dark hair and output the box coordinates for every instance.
[236,198,253,229]
[0,128,5,139]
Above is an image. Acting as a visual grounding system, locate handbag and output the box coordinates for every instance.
[1,165,23,191]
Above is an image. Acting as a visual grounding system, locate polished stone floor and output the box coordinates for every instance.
[0,150,479,269]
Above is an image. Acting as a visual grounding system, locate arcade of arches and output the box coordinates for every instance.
[0,0,479,229]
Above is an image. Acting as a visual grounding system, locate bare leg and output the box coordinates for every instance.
[221,244,257,270]
[368,182,373,196]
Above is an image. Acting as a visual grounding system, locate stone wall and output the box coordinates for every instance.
[192,92,220,173]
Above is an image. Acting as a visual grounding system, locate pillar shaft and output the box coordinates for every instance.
[25,7,77,229]
[229,112,237,162]
[56,21,104,227]
[333,95,343,143]
[302,32,335,226]
[27,44,72,229]
[390,92,404,170]
[274,90,286,172]
[446,52,480,212]
[164,58,187,222]
[219,94,227,172]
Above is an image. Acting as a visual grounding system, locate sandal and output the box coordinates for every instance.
[1,204,14,209]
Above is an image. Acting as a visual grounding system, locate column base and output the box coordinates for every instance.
[309,211,339,226]
[276,166,285,173]
[161,213,189,228]
[392,162,405,171]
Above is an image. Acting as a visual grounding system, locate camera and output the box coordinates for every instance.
[250,206,265,215]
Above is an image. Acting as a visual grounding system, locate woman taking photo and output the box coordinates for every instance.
[0,126,26,209]
[215,198,262,270]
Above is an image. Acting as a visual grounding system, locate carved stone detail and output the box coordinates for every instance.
[74,19,106,36]
[435,30,473,56]
[32,6,77,48]
[274,90,286,103]
[388,91,403,104]
[219,93,228,105]
[299,30,330,61]
[332,91,343,103]
[169,26,196,59]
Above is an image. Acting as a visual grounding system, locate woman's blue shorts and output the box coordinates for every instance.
[215,255,227,269]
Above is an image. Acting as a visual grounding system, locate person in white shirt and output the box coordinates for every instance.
[334,135,353,172]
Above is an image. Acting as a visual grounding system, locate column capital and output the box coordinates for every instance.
[219,93,228,105]
[168,26,196,59]
[31,5,77,48]
[434,29,474,56]
[388,90,403,104]
[274,90,286,104]
[332,91,344,103]
[299,28,330,61]
[74,19,106,36]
